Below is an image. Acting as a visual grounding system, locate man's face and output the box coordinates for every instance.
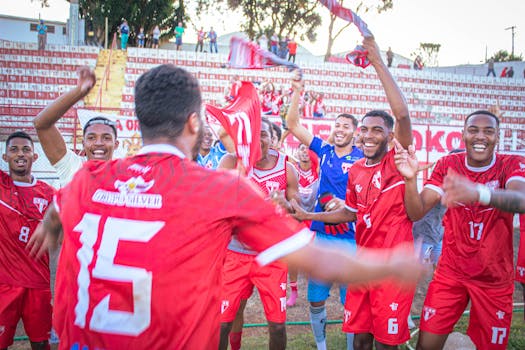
[463,114,499,167]
[3,137,36,178]
[359,116,391,163]
[260,122,272,158]
[83,124,119,160]
[298,144,310,162]
[201,127,214,152]
[332,116,355,148]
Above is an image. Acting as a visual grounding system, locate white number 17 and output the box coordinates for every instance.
[468,221,484,241]
[74,213,164,336]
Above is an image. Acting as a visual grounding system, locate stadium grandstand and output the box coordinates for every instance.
[1,37,524,187]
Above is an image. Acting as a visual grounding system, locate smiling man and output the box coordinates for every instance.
[34,66,119,187]
[0,131,55,350]
[394,110,525,350]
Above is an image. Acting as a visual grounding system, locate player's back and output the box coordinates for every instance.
[53,150,267,349]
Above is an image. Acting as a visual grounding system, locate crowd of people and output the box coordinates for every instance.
[2,32,525,350]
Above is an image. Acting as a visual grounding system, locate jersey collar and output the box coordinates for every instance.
[13,176,37,187]
[138,144,186,159]
[465,152,496,173]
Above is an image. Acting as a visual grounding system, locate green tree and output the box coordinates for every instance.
[324,0,393,61]
[418,42,441,67]
[80,0,185,47]
[210,0,321,42]
[488,49,523,62]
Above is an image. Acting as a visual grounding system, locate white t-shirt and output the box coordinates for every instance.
[52,149,85,188]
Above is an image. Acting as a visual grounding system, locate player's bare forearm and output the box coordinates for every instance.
[286,75,313,146]
[488,188,525,214]
[403,177,427,221]
[34,86,86,130]
[27,203,62,259]
[294,206,356,224]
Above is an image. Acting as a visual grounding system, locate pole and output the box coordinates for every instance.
[105,17,108,49]
[504,26,516,58]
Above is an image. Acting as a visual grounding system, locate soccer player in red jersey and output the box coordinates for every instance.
[27,64,422,350]
[291,36,417,350]
[218,117,299,350]
[0,131,55,350]
[394,110,525,349]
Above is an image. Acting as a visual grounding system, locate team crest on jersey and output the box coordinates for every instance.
[484,180,500,190]
[115,176,154,194]
[372,171,381,189]
[221,300,229,314]
[518,266,525,277]
[341,163,353,174]
[344,309,352,323]
[266,181,280,193]
[496,310,505,320]
[423,306,436,321]
[390,302,399,311]
[355,184,362,193]
[33,197,49,214]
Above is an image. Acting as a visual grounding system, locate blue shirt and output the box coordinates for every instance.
[309,136,363,239]
[197,143,227,169]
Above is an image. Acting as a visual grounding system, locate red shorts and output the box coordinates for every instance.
[420,273,513,350]
[516,214,525,283]
[342,279,415,346]
[0,284,52,348]
[220,250,287,323]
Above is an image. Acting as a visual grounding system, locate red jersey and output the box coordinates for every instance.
[228,149,288,254]
[345,149,413,248]
[0,171,54,289]
[52,145,311,350]
[516,214,525,283]
[425,153,525,287]
[295,161,319,213]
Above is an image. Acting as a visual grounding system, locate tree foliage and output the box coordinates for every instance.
[203,0,322,41]
[417,42,441,67]
[324,0,394,61]
[488,49,523,62]
[80,0,185,47]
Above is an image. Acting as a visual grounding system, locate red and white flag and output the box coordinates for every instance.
[206,82,262,174]
[228,36,298,70]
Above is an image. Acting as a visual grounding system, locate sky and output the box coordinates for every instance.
[3,0,524,67]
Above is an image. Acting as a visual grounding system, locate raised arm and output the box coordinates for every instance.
[285,70,314,147]
[364,37,412,148]
[27,203,62,259]
[34,67,96,164]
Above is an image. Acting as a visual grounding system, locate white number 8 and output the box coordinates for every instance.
[74,213,164,336]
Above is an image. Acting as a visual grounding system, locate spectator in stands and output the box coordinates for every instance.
[33,67,119,187]
[506,66,514,78]
[209,27,218,53]
[137,27,145,48]
[288,35,298,63]
[413,55,424,70]
[195,26,206,52]
[486,58,496,77]
[37,20,47,51]
[119,20,130,50]
[258,33,268,50]
[500,66,508,78]
[386,47,394,68]
[152,25,160,49]
[312,92,325,118]
[278,36,289,59]
[270,33,279,55]
[175,21,184,51]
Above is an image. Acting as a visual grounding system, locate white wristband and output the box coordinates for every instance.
[476,184,492,205]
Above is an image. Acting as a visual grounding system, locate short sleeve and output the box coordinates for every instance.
[506,156,525,187]
[424,157,447,197]
[53,149,85,188]
[345,171,358,212]
[309,136,327,157]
